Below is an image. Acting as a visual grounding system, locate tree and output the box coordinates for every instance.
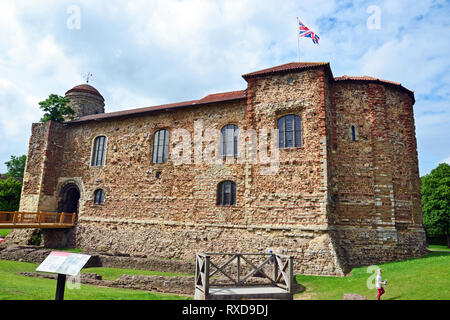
[39,94,75,122]
[0,177,22,211]
[5,155,26,181]
[421,163,450,247]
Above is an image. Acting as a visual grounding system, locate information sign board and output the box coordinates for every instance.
[36,251,91,276]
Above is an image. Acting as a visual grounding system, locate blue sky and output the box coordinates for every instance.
[0,0,449,175]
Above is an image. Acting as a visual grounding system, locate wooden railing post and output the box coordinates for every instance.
[204,255,210,296]
[288,256,294,294]
[237,254,241,285]
[273,254,279,284]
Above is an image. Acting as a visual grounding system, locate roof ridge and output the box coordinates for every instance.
[334,75,402,86]
[242,61,330,79]
[69,89,247,123]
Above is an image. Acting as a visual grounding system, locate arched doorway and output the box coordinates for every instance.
[58,183,80,223]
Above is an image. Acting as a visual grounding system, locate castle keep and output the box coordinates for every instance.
[18,62,427,275]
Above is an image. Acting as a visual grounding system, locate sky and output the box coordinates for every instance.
[0,0,449,176]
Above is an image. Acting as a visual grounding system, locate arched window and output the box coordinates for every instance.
[221,124,239,157]
[91,135,107,167]
[152,129,169,164]
[278,115,302,148]
[94,189,105,205]
[217,180,237,206]
[351,125,357,141]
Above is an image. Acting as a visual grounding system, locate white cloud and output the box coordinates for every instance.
[442,156,450,165]
[0,0,448,176]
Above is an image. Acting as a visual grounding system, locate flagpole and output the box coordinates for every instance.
[297,17,300,62]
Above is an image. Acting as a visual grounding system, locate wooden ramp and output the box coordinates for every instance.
[0,211,76,229]
[194,252,294,300]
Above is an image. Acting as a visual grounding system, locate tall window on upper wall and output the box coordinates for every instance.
[221,124,239,157]
[152,129,169,164]
[91,135,107,167]
[217,180,236,206]
[278,114,302,148]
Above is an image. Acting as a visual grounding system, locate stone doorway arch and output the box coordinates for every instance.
[58,183,80,222]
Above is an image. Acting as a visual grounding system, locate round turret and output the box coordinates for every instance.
[65,84,105,119]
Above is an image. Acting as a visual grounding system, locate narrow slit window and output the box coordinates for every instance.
[351,125,356,141]
[91,136,107,167]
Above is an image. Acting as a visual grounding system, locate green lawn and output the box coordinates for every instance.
[0,259,191,300]
[428,244,450,252]
[295,251,450,300]
[52,247,84,253]
[1,246,448,300]
[0,229,11,237]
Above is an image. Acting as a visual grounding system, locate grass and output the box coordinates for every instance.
[0,259,191,300]
[0,229,11,237]
[51,247,84,253]
[82,266,193,281]
[295,251,450,300]
[1,243,448,300]
[428,244,450,252]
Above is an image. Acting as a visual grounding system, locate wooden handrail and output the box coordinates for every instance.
[0,211,77,226]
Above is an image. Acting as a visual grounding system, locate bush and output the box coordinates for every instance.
[421,163,450,247]
[0,177,22,211]
[28,229,42,246]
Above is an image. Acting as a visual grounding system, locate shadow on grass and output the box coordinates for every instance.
[385,295,402,300]
[426,250,450,256]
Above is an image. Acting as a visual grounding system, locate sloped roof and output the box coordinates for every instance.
[66,84,105,101]
[68,90,246,124]
[334,75,414,98]
[242,62,331,79]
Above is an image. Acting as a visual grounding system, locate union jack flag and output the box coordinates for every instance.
[298,18,320,45]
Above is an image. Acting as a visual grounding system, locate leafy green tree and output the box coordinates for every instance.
[5,155,26,181]
[421,163,450,247]
[0,177,22,211]
[39,94,75,122]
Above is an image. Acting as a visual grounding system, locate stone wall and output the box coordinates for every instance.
[73,219,346,275]
[19,122,47,212]
[327,80,427,266]
[19,120,66,212]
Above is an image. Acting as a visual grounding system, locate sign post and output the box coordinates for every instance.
[55,274,67,300]
[36,251,91,300]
